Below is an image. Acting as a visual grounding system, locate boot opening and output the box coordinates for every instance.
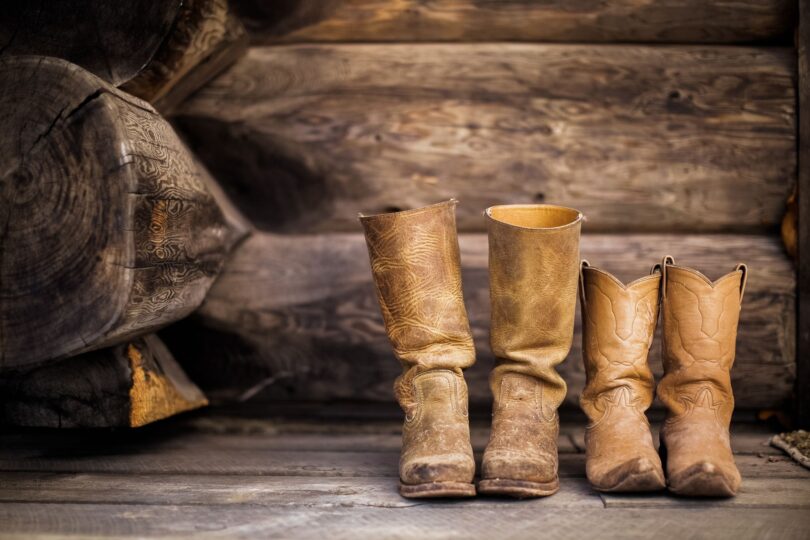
[486,204,582,229]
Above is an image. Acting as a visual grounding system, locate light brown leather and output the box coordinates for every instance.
[479,204,582,498]
[579,261,665,492]
[657,256,747,497]
[359,200,476,498]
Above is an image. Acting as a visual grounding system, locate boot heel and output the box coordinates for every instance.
[399,481,476,498]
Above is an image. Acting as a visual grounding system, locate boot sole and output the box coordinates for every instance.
[477,478,560,498]
[399,481,476,498]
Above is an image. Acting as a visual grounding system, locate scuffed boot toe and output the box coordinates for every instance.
[399,452,476,498]
[479,451,559,498]
[667,460,741,497]
[591,456,666,493]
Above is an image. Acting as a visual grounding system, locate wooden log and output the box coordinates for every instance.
[0,335,207,428]
[0,0,182,86]
[161,232,796,409]
[231,0,796,45]
[121,0,249,114]
[1,1,246,114]
[0,56,248,369]
[175,44,796,234]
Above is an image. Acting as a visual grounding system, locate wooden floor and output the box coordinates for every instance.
[0,409,809,539]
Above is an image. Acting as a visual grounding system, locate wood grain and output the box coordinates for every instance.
[231,0,796,45]
[796,0,810,428]
[0,419,807,538]
[0,445,800,480]
[175,44,796,234]
[0,335,207,428]
[2,474,807,509]
[0,57,248,369]
[160,232,796,409]
[0,0,181,86]
[2,504,807,539]
[121,0,249,114]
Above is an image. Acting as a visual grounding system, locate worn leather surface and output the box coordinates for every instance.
[482,204,582,483]
[657,258,746,496]
[360,200,475,485]
[580,263,664,491]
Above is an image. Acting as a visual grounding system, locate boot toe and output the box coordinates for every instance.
[401,452,475,485]
[591,456,666,492]
[668,460,740,497]
[482,450,557,483]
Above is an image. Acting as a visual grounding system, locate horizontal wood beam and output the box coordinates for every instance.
[162,232,796,409]
[231,0,796,45]
[176,44,796,234]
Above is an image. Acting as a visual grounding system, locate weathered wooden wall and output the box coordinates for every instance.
[161,232,795,409]
[230,0,796,44]
[164,1,799,411]
[175,44,796,234]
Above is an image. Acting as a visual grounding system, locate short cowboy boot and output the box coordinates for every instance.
[479,204,582,498]
[360,200,476,498]
[579,261,666,492]
[657,256,747,497]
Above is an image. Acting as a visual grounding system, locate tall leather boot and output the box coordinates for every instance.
[359,200,477,498]
[579,261,666,492]
[479,204,582,498]
[657,256,747,497]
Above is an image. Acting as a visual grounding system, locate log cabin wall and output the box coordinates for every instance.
[162,0,800,413]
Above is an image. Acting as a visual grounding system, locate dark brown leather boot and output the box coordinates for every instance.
[360,200,476,498]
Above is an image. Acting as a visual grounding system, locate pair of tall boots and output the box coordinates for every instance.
[360,200,580,498]
[581,256,747,497]
[360,200,746,499]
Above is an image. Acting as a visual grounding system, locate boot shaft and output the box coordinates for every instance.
[485,204,582,407]
[579,262,660,421]
[359,200,475,370]
[658,257,747,425]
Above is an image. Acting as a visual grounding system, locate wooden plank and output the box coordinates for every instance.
[165,232,796,409]
[174,44,796,234]
[0,503,807,539]
[232,0,796,45]
[0,473,599,508]
[2,473,804,510]
[0,427,577,455]
[0,446,803,479]
[796,0,810,428]
[601,478,810,508]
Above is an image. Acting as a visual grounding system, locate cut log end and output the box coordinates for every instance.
[0,56,246,369]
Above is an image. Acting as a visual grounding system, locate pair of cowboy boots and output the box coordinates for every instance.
[579,256,747,497]
[359,200,582,498]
